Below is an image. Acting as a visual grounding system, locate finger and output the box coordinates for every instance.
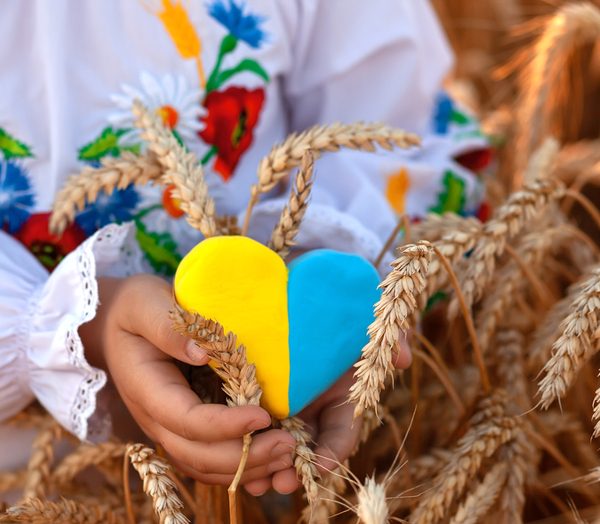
[117,337,272,441]
[313,401,360,473]
[168,455,289,485]
[155,425,295,474]
[120,274,209,365]
[392,335,412,369]
[271,468,300,494]
[244,478,271,496]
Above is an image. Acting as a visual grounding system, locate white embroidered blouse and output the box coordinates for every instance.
[0,0,489,446]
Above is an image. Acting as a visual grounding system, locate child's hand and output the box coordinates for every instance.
[252,340,412,495]
[80,275,296,494]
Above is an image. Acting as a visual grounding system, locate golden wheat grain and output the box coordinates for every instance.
[132,100,216,237]
[451,177,564,316]
[356,476,389,524]
[409,391,517,524]
[449,463,508,524]
[280,417,320,507]
[242,122,420,234]
[349,241,432,419]
[411,213,481,244]
[22,421,62,501]
[538,265,600,410]
[50,152,162,234]
[127,444,188,524]
[0,497,124,523]
[269,150,315,258]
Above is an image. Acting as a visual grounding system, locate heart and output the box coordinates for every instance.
[174,236,380,418]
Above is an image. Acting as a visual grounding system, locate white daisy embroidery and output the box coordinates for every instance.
[109,71,205,146]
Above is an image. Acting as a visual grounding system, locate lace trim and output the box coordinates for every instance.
[64,224,136,440]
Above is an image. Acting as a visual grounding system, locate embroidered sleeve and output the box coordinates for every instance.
[0,223,141,440]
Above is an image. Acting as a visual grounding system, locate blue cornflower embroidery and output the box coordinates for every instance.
[75,185,140,235]
[433,91,454,135]
[208,0,266,48]
[0,160,35,233]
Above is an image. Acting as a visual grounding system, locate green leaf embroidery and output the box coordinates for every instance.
[206,34,240,92]
[78,126,129,162]
[431,170,466,215]
[209,59,269,92]
[0,128,33,159]
[135,220,182,276]
[450,109,472,126]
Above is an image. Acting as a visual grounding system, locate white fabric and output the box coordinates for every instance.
[0,0,486,451]
[0,223,139,440]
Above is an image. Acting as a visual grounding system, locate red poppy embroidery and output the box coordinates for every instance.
[454,148,493,173]
[200,86,265,181]
[15,212,86,272]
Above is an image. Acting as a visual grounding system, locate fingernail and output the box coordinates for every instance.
[248,417,270,432]
[185,340,208,363]
[270,442,293,457]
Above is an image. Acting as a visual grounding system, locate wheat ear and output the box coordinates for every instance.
[22,421,63,501]
[269,150,315,259]
[126,443,188,524]
[52,442,127,487]
[348,241,432,419]
[170,305,261,523]
[448,463,508,524]
[132,100,217,237]
[409,391,517,524]
[451,177,564,316]
[537,265,600,410]
[356,476,389,524]
[49,151,162,234]
[0,497,125,524]
[280,417,320,508]
[242,122,420,234]
[514,2,600,178]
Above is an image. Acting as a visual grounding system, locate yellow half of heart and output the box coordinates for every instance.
[174,236,290,418]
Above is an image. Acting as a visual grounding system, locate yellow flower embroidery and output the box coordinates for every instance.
[155,0,206,87]
[386,168,410,214]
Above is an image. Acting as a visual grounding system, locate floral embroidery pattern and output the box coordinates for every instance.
[431,171,466,215]
[75,185,140,236]
[200,86,265,180]
[385,168,410,215]
[0,157,35,234]
[15,213,87,272]
[109,73,204,147]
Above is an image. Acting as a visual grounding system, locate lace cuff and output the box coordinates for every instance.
[0,223,139,441]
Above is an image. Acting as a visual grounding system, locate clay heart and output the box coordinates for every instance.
[174,236,380,418]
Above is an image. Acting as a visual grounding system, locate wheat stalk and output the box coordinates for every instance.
[269,150,315,258]
[538,265,600,410]
[49,151,162,234]
[349,241,432,419]
[0,497,125,524]
[448,462,508,524]
[126,444,188,524]
[242,122,420,234]
[132,100,216,237]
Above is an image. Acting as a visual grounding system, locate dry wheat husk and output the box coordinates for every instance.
[127,443,189,524]
[132,100,217,238]
[538,265,600,411]
[0,497,125,524]
[50,151,162,234]
[356,476,389,524]
[449,462,508,524]
[269,150,315,259]
[349,241,432,419]
[409,391,518,524]
[514,2,600,178]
